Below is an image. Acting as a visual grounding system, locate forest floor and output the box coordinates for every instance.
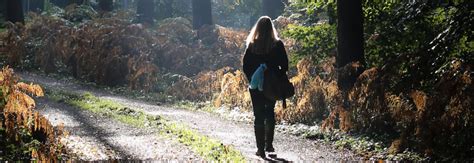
[19,71,359,161]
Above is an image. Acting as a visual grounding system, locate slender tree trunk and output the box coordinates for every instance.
[156,0,173,20]
[68,0,84,6]
[22,0,27,13]
[99,0,113,11]
[262,0,284,19]
[28,0,44,12]
[52,0,67,7]
[121,0,129,9]
[0,0,6,19]
[336,0,364,91]
[192,0,212,29]
[6,0,24,23]
[136,0,155,25]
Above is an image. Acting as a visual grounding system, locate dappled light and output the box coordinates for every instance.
[0,0,472,162]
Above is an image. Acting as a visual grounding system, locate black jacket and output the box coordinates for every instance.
[243,40,288,82]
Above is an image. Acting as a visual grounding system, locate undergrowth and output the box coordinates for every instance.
[300,129,426,161]
[0,67,66,161]
[45,89,245,162]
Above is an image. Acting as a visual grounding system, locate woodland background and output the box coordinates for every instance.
[0,0,472,161]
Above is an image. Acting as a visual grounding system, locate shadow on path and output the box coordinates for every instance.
[36,98,134,159]
[21,71,359,161]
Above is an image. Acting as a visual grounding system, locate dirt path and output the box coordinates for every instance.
[36,98,200,161]
[20,71,359,161]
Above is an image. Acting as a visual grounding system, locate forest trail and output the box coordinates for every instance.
[34,98,200,161]
[20,71,358,161]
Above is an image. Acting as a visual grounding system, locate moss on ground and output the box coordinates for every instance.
[45,89,245,162]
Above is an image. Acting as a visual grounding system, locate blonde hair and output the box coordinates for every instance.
[246,16,280,54]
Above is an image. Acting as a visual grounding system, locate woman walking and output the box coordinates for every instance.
[243,16,288,158]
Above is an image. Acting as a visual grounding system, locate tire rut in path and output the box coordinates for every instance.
[20,71,359,161]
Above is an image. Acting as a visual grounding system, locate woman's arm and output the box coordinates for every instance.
[242,46,252,81]
[277,40,289,72]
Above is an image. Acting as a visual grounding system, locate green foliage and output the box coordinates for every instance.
[280,1,473,160]
[285,1,336,25]
[363,1,473,91]
[287,1,472,92]
[44,1,66,17]
[163,122,245,161]
[47,90,150,127]
[282,23,336,66]
[279,1,337,68]
[0,126,42,160]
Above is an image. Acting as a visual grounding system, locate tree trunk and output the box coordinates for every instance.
[22,0,27,13]
[28,0,44,12]
[51,0,67,8]
[336,0,364,91]
[136,0,155,25]
[0,0,6,20]
[99,0,113,11]
[6,0,24,23]
[262,0,284,19]
[192,0,212,29]
[121,0,129,9]
[156,0,173,20]
[68,0,84,6]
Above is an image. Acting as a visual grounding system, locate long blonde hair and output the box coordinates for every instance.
[246,16,280,54]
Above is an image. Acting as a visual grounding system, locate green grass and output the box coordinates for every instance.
[45,89,245,162]
[162,122,244,161]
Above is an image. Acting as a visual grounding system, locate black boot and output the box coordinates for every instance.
[265,122,275,152]
[254,125,266,158]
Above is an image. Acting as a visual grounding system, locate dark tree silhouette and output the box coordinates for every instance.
[137,0,155,25]
[121,0,130,9]
[156,0,173,20]
[99,0,113,11]
[21,0,44,13]
[50,0,83,7]
[262,0,285,19]
[0,0,5,20]
[6,0,24,23]
[51,0,67,8]
[68,0,84,6]
[336,0,364,91]
[192,0,213,29]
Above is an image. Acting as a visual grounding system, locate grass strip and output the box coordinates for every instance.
[45,89,245,162]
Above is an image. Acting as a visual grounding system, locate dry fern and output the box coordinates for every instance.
[1,67,65,160]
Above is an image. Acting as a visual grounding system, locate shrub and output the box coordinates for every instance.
[0,67,66,160]
[282,23,336,66]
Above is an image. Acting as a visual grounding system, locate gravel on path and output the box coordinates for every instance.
[20,71,360,161]
[27,78,201,161]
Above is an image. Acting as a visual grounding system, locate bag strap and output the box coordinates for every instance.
[281,77,287,109]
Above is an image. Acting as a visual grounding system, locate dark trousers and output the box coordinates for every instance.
[249,89,276,126]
